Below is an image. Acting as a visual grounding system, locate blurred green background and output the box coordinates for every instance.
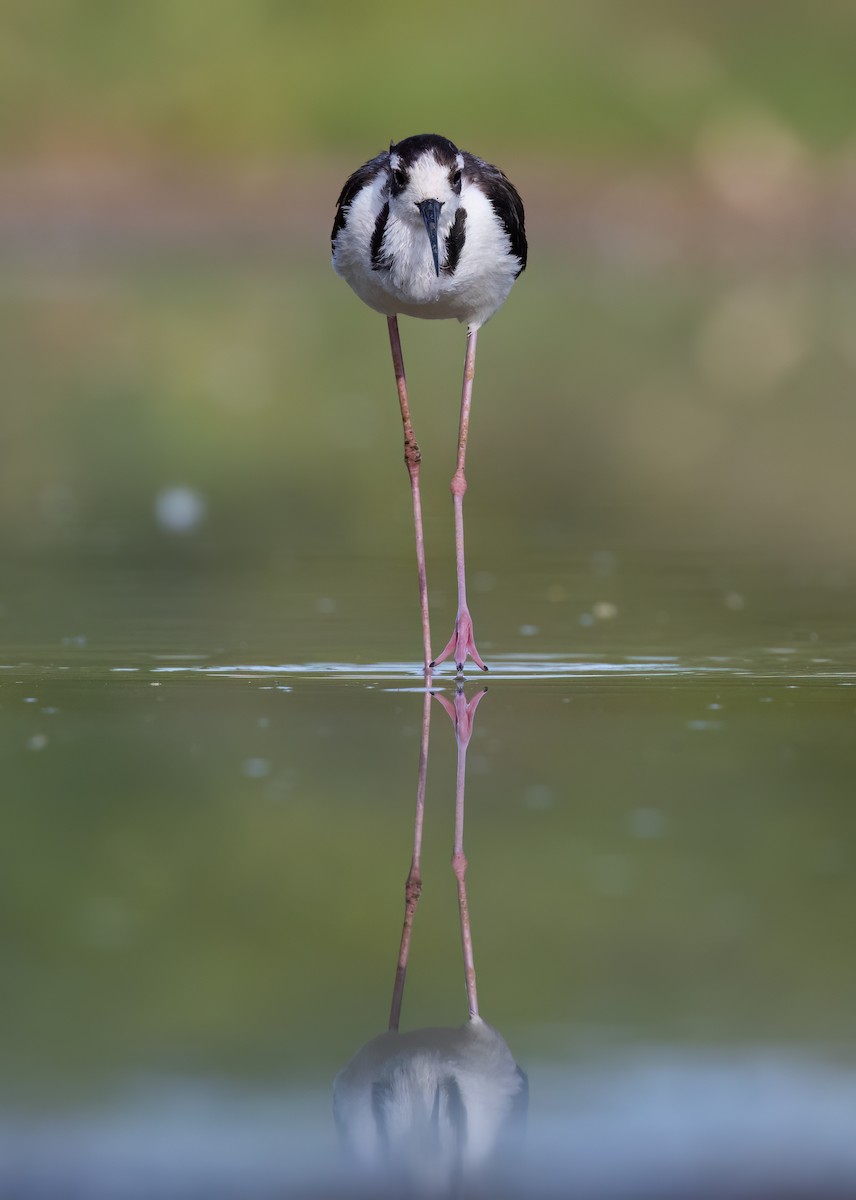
[3,0,856,159]
[2,0,856,569]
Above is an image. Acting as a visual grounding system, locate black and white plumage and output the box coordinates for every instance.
[333,1019,528,1191]
[332,133,526,331]
[331,134,527,673]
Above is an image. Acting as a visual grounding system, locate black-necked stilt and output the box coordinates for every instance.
[332,134,527,673]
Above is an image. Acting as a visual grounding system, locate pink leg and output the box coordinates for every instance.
[433,685,487,1019]
[388,683,433,1031]
[431,328,487,673]
[387,316,432,673]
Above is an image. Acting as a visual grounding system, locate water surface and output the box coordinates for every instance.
[3,549,855,1196]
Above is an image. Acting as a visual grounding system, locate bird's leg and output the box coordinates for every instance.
[433,684,487,1019]
[387,315,432,673]
[388,682,432,1032]
[431,328,487,673]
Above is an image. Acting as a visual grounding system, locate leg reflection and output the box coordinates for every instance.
[433,685,488,1020]
[334,683,527,1192]
[389,686,432,1033]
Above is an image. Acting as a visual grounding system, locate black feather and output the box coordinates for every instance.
[331,151,388,251]
[462,153,528,274]
[370,201,390,270]
[391,133,459,169]
[508,1065,529,1129]
[371,1079,390,1152]
[442,207,467,276]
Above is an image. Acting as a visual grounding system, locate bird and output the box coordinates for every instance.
[331,134,527,673]
[333,1020,528,1193]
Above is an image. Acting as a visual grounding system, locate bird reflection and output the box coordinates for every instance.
[334,683,528,1195]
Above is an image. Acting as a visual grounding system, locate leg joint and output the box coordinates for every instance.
[405,869,422,905]
[450,470,467,497]
[452,850,468,880]
[404,437,421,469]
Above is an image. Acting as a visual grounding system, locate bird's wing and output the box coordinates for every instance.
[331,151,389,250]
[463,154,528,272]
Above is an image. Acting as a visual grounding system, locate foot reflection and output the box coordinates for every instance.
[334,683,528,1193]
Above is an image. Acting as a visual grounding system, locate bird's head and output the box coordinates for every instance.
[387,134,464,276]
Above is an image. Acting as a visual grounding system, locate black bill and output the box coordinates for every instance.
[417,198,444,276]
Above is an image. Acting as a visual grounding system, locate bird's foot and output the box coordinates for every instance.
[432,683,488,746]
[430,608,487,673]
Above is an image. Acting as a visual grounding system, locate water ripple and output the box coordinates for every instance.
[143,654,856,683]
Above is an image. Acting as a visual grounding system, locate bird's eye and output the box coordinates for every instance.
[451,168,462,188]
[391,167,407,189]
